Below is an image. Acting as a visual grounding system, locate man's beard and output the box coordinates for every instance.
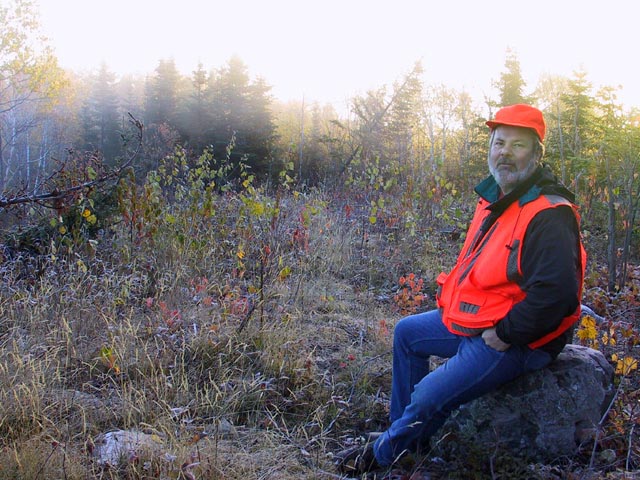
[489,158,538,194]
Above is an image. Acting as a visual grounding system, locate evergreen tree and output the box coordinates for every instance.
[141,59,184,170]
[210,56,251,143]
[534,74,570,181]
[303,103,325,184]
[180,62,214,152]
[303,102,340,184]
[80,63,122,164]
[561,68,597,163]
[454,91,485,183]
[349,86,388,169]
[117,74,145,124]
[246,76,278,175]
[209,56,278,177]
[386,62,423,174]
[144,58,182,127]
[495,48,529,106]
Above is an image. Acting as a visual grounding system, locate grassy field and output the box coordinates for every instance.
[0,164,637,479]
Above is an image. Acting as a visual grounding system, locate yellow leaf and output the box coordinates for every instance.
[577,315,597,341]
[615,356,638,376]
[278,266,291,281]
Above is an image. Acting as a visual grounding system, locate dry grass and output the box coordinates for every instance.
[0,186,413,479]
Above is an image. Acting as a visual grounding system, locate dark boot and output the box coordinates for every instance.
[335,440,380,474]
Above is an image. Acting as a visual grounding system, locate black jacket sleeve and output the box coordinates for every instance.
[495,206,581,347]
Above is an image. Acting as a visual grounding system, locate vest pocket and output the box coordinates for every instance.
[446,289,514,332]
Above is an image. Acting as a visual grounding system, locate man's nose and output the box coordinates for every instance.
[499,144,512,156]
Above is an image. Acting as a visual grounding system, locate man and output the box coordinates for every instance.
[336,104,586,474]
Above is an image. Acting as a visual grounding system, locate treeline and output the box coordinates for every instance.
[80,57,278,175]
[1,0,639,290]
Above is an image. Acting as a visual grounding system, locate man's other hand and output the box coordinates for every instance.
[482,327,511,351]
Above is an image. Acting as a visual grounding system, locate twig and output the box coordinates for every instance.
[33,442,59,480]
[287,271,305,306]
[588,376,624,471]
[320,407,346,439]
[235,300,259,334]
[314,468,351,479]
[489,428,499,480]
[626,424,635,472]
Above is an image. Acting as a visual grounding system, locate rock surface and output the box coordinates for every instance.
[92,429,165,467]
[430,344,615,462]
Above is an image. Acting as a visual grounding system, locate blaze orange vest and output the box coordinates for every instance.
[436,194,586,349]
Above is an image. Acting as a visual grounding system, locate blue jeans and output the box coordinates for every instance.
[373,309,552,466]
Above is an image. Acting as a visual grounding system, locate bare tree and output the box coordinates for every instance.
[0,0,65,191]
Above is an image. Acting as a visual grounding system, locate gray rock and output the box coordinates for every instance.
[92,429,166,467]
[430,344,615,462]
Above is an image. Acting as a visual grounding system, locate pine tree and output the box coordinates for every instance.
[144,58,182,127]
[180,62,214,152]
[209,56,278,177]
[386,62,423,172]
[495,48,529,107]
[80,64,122,164]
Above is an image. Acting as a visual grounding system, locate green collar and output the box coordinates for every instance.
[474,169,543,208]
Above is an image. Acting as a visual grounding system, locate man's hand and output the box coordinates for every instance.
[482,328,511,351]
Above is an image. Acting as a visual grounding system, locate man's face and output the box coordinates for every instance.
[488,125,540,194]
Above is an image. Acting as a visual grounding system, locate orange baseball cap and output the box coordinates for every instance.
[486,104,546,141]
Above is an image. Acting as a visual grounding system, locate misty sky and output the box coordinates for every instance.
[36,0,639,111]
